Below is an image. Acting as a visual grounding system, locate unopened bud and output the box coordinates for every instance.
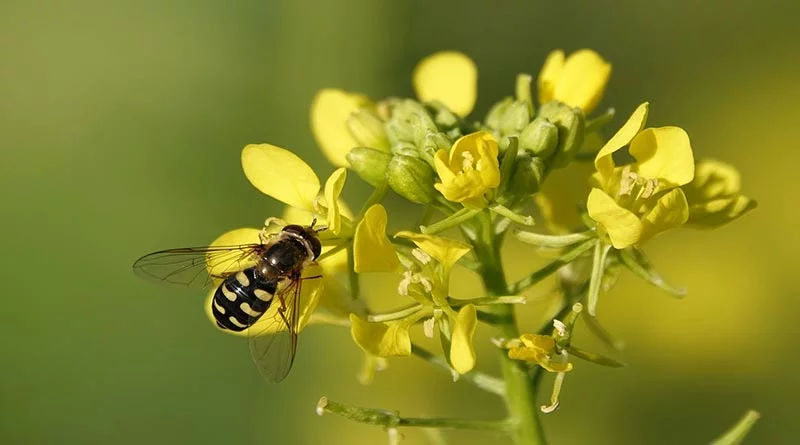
[386,155,437,204]
[485,97,513,130]
[519,118,559,159]
[500,101,532,135]
[346,147,392,187]
[346,110,389,151]
[538,102,585,168]
[428,101,460,130]
[420,131,452,158]
[509,151,546,196]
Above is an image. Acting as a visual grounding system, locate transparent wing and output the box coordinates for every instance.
[132,244,264,290]
[247,276,302,383]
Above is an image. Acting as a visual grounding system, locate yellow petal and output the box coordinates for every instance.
[349,314,411,357]
[537,50,565,105]
[412,51,477,117]
[594,103,649,179]
[587,188,642,249]
[241,144,320,210]
[552,49,612,114]
[450,304,477,374]
[639,188,689,244]
[310,89,372,167]
[630,127,695,188]
[323,168,347,235]
[394,231,472,272]
[353,204,400,273]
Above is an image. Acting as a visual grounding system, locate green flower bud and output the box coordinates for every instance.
[421,131,451,158]
[485,97,513,130]
[509,151,545,196]
[346,110,389,151]
[519,118,558,159]
[346,147,392,187]
[427,101,460,130]
[500,101,532,135]
[538,101,585,169]
[386,154,437,204]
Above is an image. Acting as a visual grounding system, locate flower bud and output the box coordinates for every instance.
[519,118,559,160]
[346,147,392,187]
[421,131,452,158]
[346,109,389,151]
[538,101,585,168]
[509,151,546,196]
[485,97,513,130]
[428,101,460,130]
[500,101,532,135]
[387,154,437,204]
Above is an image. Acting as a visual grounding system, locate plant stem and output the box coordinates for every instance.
[317,397,512,432]
[470,210,547,445]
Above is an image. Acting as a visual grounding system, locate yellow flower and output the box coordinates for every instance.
[412,51,478,117]
[682,159,757,228]
[506,334,573,373]
[587,103,695,249]
[433,131,501,208]
[350,231,477,374]
[537,49,611,114]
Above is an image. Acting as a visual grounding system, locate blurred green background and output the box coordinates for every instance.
[1,0,796,443]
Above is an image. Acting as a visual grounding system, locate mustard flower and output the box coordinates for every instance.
[537,49,611,114]
[587,103,695,249]
[349,229,478,374]
[505,333,573,373]
[433,131,501,208]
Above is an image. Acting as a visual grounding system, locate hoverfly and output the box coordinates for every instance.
[133,220,324,382]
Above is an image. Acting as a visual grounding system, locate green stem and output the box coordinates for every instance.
[411,344,506,396]
[356,182,390,221]
[470,210,547,445]
[317,397,512,432]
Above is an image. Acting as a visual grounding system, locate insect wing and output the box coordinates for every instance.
[133,244,264,290]
[247,277,303,383]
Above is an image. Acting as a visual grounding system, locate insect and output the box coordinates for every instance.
[132,220,324,382]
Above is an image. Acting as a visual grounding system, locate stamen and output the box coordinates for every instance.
[553,319,567,337]
[397,270,413,296]
[411,248,432,265]
[423,316,436,338]
[461,151,475,171]
[419,277,433,293]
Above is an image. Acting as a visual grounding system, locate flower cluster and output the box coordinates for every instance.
[209,48,757,442]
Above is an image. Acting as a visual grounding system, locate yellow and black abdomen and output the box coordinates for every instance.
[211,268,277,332]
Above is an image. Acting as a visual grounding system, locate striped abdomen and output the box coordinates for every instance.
[211,268,277,332]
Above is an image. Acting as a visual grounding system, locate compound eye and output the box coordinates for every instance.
[308,236,322,259]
